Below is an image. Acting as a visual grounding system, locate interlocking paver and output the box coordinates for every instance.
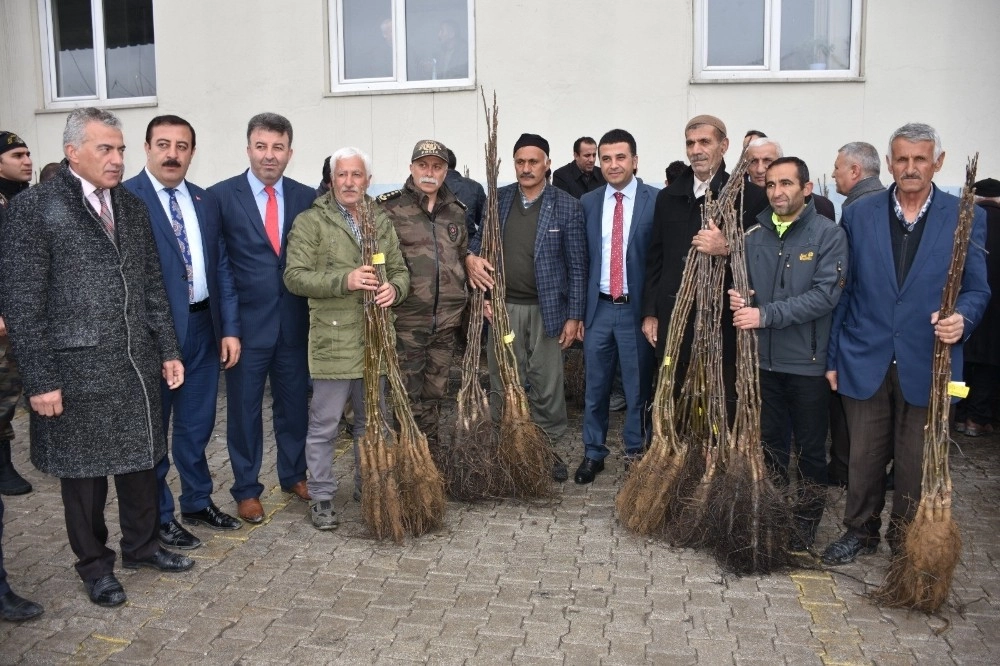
[0,374,998,664]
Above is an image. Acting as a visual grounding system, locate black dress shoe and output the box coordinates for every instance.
[182,503,242,531]
[85,574,126,607]
[122,548,195,572]
[0,590,44,621]
[159,519,202,550]
[820,533,878,565]
[574,457,605,484]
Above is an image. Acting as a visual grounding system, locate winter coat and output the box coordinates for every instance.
[379,178,467,333]
[283,193,409,380]
[745,200,848,376]
[0,164,180,477]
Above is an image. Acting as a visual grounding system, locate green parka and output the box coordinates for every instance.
[283,193,410,380]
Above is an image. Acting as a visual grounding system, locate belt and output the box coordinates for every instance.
[598,292,630,304]
[189,299,210,313]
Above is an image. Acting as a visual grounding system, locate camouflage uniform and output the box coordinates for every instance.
[1,186,31,495]
[378,177,468,442]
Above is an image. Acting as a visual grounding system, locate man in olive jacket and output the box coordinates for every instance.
[284,147,409,530]
[0,108,192,607]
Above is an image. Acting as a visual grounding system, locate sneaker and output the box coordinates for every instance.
[310,500,339,530]
[820,533,877,565]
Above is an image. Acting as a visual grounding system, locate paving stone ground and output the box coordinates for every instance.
[1,355,999,665]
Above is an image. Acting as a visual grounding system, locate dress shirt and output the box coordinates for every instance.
[599,176,638,295]
[145,168,209,302]
[693,175,710,200]
[246,170,285,240]
[68,167,113,223]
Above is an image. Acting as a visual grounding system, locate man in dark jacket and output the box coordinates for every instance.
[730,157,847,550]
[443,148,485,237]
[0,130,34,496]
[552,137,606,200]
[642,115,768,421]
[956,177,1000,435]
[0,108,193,608]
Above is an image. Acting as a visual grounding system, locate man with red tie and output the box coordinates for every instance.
[575,129,659,484]
[209,113,315,523]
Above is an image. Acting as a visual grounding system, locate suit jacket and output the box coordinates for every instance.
[828,186,990,406]
[124,170,240,348]
[208,171,314,350]
[552,161,606,200]
[581,179,657,328]
[469,184,587,338]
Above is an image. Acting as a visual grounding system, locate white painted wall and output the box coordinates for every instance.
[2,0,998,193]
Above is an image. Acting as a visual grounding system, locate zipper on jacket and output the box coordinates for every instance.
[429,211,441,333]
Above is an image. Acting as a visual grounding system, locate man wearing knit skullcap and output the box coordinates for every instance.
[465,133,588,482]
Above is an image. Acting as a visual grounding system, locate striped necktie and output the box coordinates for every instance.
[94,188,115,242]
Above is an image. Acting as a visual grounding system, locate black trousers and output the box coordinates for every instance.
[60,468,159,582]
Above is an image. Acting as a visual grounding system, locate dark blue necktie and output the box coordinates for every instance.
[165,187,194,302]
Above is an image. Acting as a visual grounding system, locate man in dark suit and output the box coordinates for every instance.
[124,116,243,549]
[552,137,606,200]
[822,123,990,565]
[574,130,658,484]
[208,113,314,523]
[465,133,588,481]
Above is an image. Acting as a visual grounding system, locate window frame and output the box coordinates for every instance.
[327,0,476,95]
[37,0,157,109]
[692,0,863,83]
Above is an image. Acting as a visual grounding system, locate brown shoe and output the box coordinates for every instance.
[237,497,264,523]
[284,480,310,502]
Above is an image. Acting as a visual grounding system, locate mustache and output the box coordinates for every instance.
[162,159,182,168]
[418,176,439,186]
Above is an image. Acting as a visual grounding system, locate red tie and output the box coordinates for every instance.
[610,191,624,299]
[264,185,280,255]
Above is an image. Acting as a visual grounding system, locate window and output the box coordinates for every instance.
[329,0,475,94]
[693,0,862,82]
[39,0,156,107]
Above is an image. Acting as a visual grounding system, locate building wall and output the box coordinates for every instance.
[2,0,998,192]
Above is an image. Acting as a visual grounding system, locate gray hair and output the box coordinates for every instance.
[888,123,942,160]
[63,107,122,148]
[838,141,880,178]
[246,112,293,146]
[747,136,783,157]
[330,146,373,179]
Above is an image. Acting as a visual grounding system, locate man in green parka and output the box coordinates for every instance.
[284,147,409,530]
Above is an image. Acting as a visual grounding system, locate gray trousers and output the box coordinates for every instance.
[305,379,366,501]
[487,302,568,441]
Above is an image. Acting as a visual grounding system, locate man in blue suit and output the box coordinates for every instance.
[208,113,314,523]
[822,123,990,565]
[124,116,243,548]
[465,133,587,481]
[575,129,658,484]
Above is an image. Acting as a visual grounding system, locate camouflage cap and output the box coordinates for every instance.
[411,139,448,163]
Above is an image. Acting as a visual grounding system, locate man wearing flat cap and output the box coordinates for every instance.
[955,177,1000,437]
[465,133,588,481]
[378,140,469,446]
[642,114,767,423]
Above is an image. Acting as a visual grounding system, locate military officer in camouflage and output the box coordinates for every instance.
[378,140,468,445]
